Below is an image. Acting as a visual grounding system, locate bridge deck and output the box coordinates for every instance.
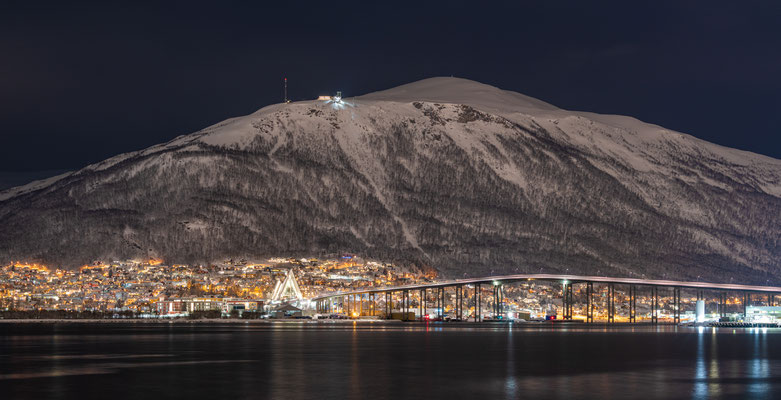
[312,273,781,301]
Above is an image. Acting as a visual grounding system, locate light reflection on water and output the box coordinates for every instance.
[693,325,776,400]
[694,326,707,399]
[505,325,516,399]
[2,323,781,399]
[749,327,770,397]
[709,327,721,397]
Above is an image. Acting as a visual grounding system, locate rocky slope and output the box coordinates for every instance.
[1,77,780,283]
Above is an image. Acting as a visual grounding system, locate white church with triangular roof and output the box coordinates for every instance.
[270,269,304,303]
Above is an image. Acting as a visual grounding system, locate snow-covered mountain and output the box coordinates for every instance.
[1,77,780,283]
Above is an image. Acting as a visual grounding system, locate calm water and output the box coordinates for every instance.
[1,322,780,399]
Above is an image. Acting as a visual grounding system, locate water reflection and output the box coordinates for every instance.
[693,326,707,399]
[749,327,770,396]
[708,328,720,397]
[505,325,516,399]
[2,323,781,399]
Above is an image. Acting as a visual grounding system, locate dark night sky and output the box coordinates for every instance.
[1,1,780,174]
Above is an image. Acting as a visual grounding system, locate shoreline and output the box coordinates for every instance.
[0,318,686,327]
[0,318,403,324]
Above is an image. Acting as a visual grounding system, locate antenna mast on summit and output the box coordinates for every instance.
[284,77,290,103]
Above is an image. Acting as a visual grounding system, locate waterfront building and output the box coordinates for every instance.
[271,303,302,318]
[156,297,263,316]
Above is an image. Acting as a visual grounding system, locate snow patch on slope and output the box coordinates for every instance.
[0,171,73,201]
[360,77,559,115]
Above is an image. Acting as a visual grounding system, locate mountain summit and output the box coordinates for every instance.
[1,77,780,282]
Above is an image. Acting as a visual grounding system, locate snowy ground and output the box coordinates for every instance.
[0,170,70,191]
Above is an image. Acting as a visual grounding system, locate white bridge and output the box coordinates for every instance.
[312,274,781,323]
